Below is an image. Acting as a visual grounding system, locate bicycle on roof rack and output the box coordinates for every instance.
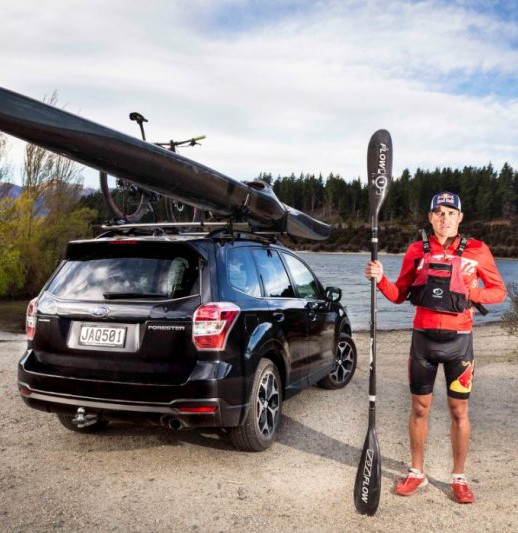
[99,111,205,226]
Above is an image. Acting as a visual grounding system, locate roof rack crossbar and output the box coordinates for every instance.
[98,221,286,241]
[100,221,250,230]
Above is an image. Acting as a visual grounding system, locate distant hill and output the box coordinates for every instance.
[81,187,98,197]
[0,182,22,199]
[0,182,98,200]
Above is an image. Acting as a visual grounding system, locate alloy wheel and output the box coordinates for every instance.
[256,370,280,438]
[329,339,355,385]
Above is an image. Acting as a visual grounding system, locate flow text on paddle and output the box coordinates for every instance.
[372,143,389,196]
[361,448,375,503]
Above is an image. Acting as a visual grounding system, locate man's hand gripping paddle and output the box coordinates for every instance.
[353,129,392,516]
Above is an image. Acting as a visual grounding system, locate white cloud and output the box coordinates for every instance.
[0,0,517,189]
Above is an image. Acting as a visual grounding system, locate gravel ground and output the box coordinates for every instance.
[0,324,517,532]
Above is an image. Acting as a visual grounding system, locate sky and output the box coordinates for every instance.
[1,0,518,189]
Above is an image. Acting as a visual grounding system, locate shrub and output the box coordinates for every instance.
[502,283,518,337]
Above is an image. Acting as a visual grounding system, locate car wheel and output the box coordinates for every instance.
[318,333,357,389]
[57,413,109,433]
[229,358,282,452]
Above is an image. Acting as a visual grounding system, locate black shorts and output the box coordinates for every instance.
[409,329,474,399]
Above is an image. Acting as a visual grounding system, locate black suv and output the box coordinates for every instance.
[18,226,356,451]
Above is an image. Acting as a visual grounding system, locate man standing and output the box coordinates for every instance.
[364,191,506,503]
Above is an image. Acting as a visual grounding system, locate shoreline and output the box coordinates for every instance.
[353,322,518,367]
[353,318,508,334]
[297,249,518,260]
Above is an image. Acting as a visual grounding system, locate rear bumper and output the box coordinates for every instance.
[18,349,248,428]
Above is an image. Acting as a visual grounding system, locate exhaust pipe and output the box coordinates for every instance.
[72,407,99,428]
[168,418,183,430]
[161,416,183,430]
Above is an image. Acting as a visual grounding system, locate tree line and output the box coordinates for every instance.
[262,166,518,257]
[261,163,518,225]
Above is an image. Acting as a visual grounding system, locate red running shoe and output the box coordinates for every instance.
[394,468,428,496]
[451,475,475,504]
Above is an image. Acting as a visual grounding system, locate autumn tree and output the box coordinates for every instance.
[0,133,11,182]
[0,92,97,297]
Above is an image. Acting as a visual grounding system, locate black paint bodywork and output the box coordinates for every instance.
[18,235,351,429]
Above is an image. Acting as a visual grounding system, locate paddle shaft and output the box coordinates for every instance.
[369,214,379,425]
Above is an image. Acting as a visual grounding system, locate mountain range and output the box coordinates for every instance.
[0,182,98,200]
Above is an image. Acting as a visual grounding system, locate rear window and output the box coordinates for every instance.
[47,241,200,301]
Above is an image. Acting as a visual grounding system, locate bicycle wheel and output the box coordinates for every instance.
[165,199,202,226]
[99,171,147,223]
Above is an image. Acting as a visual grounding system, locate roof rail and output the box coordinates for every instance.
[98,221,285,242]
[101,221,249,231]
[205,228,284,245]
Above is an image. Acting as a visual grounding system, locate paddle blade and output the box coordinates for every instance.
[353,425,382,516]
[367,129,392,219]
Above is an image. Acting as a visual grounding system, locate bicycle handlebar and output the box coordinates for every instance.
[156,136,206,150]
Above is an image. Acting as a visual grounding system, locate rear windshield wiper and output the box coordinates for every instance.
[103,292,169,300]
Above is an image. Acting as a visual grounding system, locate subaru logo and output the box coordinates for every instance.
[89,306,109,318]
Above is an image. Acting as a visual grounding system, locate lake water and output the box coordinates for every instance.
[299,252,518,332]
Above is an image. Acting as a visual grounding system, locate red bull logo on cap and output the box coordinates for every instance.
[430,191,462,211]
[437,193,455,203]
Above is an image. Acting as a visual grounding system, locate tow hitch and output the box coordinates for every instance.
[72,407,99,428]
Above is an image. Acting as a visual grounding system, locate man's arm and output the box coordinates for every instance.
[376,244,419,304]
[469,242,507,305]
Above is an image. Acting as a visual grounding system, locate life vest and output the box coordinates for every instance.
[408,231,469,314]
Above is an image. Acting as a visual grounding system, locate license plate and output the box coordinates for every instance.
[79,325,127,347]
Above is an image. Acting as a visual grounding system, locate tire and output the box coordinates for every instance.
[318,333,357,390]
[229,358,282,452]
[165,199,202,228]
[99,171,147,222]
[57,413,109,434]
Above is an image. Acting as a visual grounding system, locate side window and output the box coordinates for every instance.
[283,254,320,299]
[253,249,295,298]
[228,248,261,298]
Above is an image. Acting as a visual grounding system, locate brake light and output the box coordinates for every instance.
[192,302,240,351]
[177,406,218,413]
[108,240,139,245]
[26,297,38,340]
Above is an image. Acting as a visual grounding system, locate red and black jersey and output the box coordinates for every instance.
[377,235,507,332]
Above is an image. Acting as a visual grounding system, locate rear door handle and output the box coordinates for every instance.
[272,312,284,323]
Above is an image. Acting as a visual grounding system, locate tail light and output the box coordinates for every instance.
[192,302,240,351]
[177,406,218,414]
[26,297,38,340]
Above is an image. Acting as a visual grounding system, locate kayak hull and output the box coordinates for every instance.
[0,87,330,239]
